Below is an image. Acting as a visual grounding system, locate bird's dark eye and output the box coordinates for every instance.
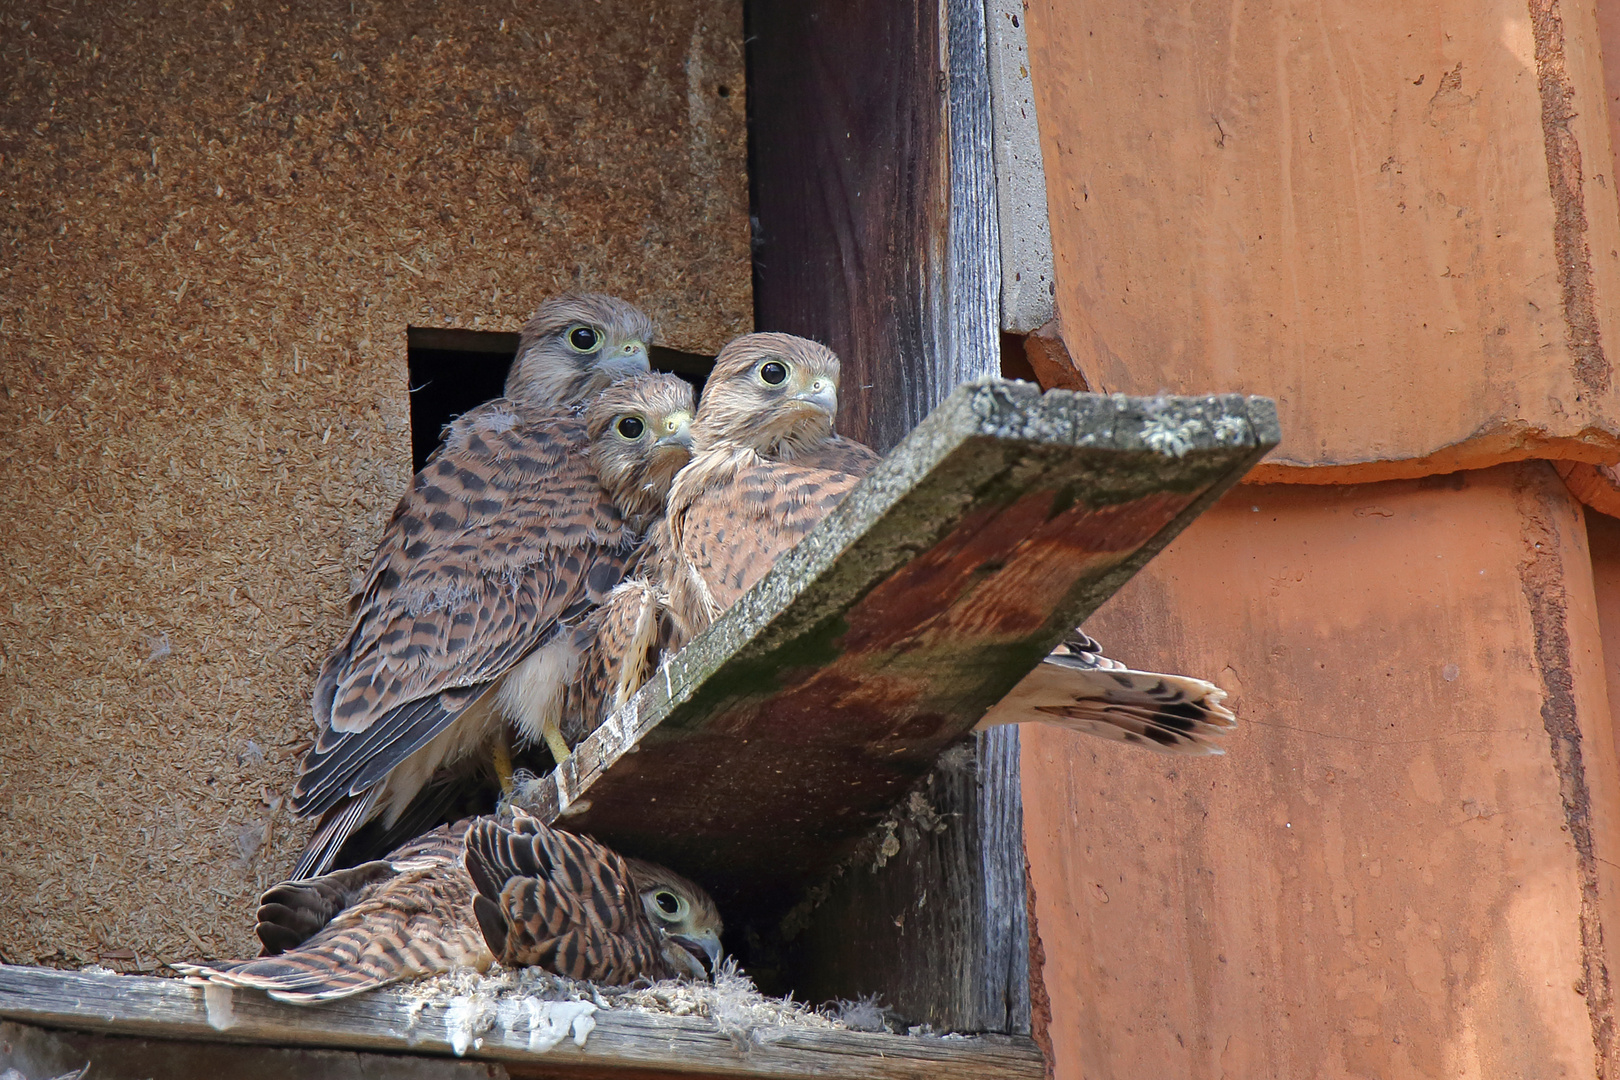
[655,890,680,915]
[568,325,601,352]
[759,360,788,385]
[616,416,645,439]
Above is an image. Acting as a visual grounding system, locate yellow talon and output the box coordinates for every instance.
[492,737,515,794]
[541,720,572,768]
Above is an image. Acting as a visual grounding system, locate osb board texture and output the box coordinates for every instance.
[1022,0,1620,481]
[0,0,749,967]
[1020,463,1620,1079]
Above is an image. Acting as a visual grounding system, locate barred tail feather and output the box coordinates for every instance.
[976,655,1236,755]
[179,924,431,1002]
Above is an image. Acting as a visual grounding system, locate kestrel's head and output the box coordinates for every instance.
[506,293,655,408]
[625,858,724,981]
[585,373,696,525]
[691,333,840,460]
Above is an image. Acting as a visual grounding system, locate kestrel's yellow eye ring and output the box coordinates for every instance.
[759,360,788,385]
[653,889,688,920]
[568,325,602,352]
[616,415,645,439]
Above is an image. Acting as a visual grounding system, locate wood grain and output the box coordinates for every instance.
[0,967,1043,1080]
[747,0,946,453]
[773,728,1031,1035]
[1,1018,509,1080]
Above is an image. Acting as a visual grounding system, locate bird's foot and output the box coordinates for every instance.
[542,722,572,769]
[492,738,516,795]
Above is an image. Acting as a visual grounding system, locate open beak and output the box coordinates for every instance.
[670,929,724,980]
[792,378,837,418]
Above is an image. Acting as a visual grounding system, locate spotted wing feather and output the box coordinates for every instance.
[668,458,868,640]
[177,824,486,1003]
[464,813,670,984]
[294,401,637,821]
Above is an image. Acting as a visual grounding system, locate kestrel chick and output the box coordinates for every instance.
[466,812,723,984]
[176,812,721,1002]
[584,372,696,533]
[290,294,657,878]
[505,372,694,762]
[657,332,878,646]
[300,374,698,873]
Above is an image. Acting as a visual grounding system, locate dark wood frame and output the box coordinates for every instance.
[746,0,1026,1032]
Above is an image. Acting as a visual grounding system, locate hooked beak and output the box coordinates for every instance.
[669,929,724,981]
[655,413,694,454]
[601,341,651,381]
[792,378,837,418]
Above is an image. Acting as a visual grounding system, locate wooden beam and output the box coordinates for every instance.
[510,383,1276,982]
[745,0,1024,1031]
[0,968,1043,1080]
[769,726,1033,1035]
[746,0,1001,456]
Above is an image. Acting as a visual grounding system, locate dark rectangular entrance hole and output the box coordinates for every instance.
[405,326,717,471]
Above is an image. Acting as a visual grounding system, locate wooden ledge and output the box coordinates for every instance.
[0,966,1043,1079]
[521,381,1279,919]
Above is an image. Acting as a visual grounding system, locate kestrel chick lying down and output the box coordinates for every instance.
[290,294,685,879]
[175,811,722,1003]
[656,331,1237,754]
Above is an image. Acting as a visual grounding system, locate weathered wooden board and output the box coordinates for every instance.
[770,729,1031,1036]
[0,967,1043,1080]
[1,1018,506,1080]
[747,0,1000,456]
[513,384,1277,936]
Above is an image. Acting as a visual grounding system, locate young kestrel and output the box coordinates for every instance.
[298,374,697,874]
[656,332,877,648]
[466,812,723,984]
[654,331,1237,753]
[290,295,671,878]
[176,811,722,1002]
